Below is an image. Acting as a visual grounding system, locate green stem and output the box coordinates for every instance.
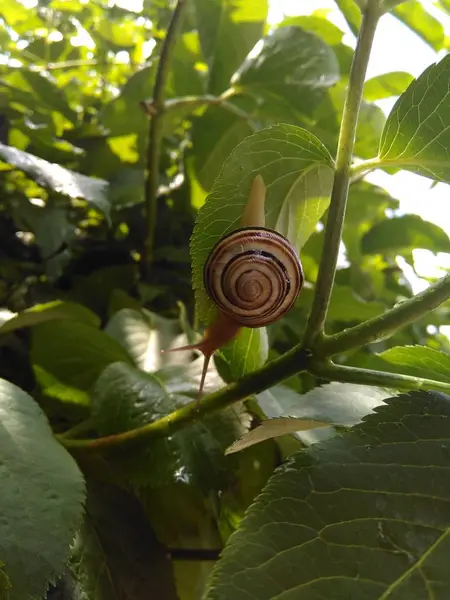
[310,361,450,393]
[142,0,188,274]
[303,2,381,347]
[317,273,450,357]
[60,348,311,453]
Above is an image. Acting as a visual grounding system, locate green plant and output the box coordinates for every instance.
[0,0,450,598]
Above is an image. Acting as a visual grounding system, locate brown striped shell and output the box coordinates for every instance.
[203,226,304,328]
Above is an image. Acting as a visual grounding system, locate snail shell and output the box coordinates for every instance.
[164,175,304,403]
[204,226,304,328]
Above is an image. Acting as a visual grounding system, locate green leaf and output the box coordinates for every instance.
[0,564,11,600]
[334,0,361,37]
[190,107,254,192]
[105,308,179,372]
[21,70,77,124]
[194,0,268,94]
[205,390,450,599]
[225,417,330,455]
[362,214,450,255]
[0,378,85,600]
[91,362,249,489]
[278,15,344,46]
[31,320,134,405]
[379,54,450,182]
[0,300,100,335]
[364,71,415,102]
[232,26,340,116]
[393,1,445,50]
[0,142,110,217]
[191,124,334,324]
[72,482,178,600]
[375,345,450,383]
[216,326,269,382]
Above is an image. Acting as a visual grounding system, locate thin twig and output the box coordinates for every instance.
[302,3,381,347]
[142,0,188,275]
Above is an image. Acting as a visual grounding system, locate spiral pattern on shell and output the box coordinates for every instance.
[203,227,304,328]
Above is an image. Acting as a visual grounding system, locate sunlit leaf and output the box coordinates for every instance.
[393,1,445,50]
[0,300,100,335]
[379,54,450,182]
[0,378,85,600]
[364,71,415,101]
[372,345,450,383]
[194,0,268,94]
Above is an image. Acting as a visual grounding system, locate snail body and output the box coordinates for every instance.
[166,175,304,399]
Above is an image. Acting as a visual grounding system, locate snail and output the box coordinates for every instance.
[166,175,304,399]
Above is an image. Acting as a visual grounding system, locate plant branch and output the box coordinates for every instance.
[142,0,188,274]
[310,361,450,393]
[317,273,450,357]
[58,348,312,453]
[303,2,380,347]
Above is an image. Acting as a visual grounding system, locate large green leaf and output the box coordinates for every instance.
[72,482,178,600]
[91,361,249,489]
[232,26,339,117]
[0,300,100,335]
[0,378,85,600]
[393,1,445,50]
[362,214,450,255]
[0,142,110,217]
[31,320,134,405]
[194,0,268,94]
[379,54,450,182]
[371,345,450,383]
[205,390,450,599]
[191,123,334,324]
[21,70,77,124]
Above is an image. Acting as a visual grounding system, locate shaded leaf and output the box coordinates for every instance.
[216,326,269,383]
[72,482,178,600]
[31,320,134,405]
[379,54,450,182]
[0,300,100,335]
[191,124,334,324]
[21,70,77,123]
[0,142,110,217]
[362,214,450,255]
[91,362,249,490]
[364,71,415,102]
[225,417,330,455]
[205,390,450,599]
[0,378,85,600]
[393,1,445,50]
[194,0,268,94]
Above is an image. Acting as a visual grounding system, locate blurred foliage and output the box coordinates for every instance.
[0,0,449,599]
